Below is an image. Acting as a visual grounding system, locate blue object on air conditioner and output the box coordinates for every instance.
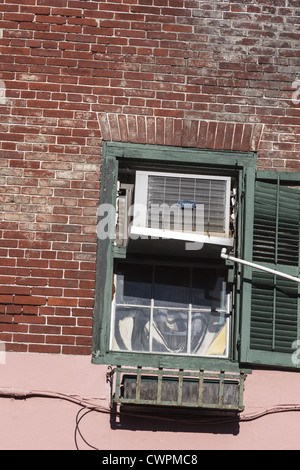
[177,200,197,209]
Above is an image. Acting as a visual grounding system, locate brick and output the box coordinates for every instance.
[0,315,14,323]
[7,305,22,314]
[214,122,226,150]
[35,15,66,24]
[241,124,254,151]
[47,297,78,307]
[13,334,45,344]
[14,315,46,324]
[14,296,47,306]
[6,343,27,353]
[197,121,208,148]
[0,286,30,296]
[46,335,74,345]
[4,13,35,22]
[62,345,91,355]
[62,326,92,336]
[30,325,61,335]
[223,123,235,150]
[0,295,14,304]
[29,344,61,353]
[232,124,244,151]
[206,121,218,148]
[164,118,174,146]
[23,305,39,315]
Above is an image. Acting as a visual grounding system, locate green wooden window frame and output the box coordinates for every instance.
[92,142,257,372]
[240,171,300,369]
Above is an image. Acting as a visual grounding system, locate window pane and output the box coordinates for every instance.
[152,309,188,354]
[111,262,229,358]
[154,265,190,308]
[191,311,227,356]
[192,268,226,309]
[115,263,152,306]
[112,306,151,352]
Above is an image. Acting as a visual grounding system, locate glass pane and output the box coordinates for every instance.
[191,310,227,356]
[115,263,152,306]
[192,268,226,309]
[152,309,188,354]
[154,265,190,308]
[112,306,151,352]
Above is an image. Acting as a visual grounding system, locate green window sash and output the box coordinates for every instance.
[93,142,257,372]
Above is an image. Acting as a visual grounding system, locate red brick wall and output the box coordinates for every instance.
[0,0,299,354]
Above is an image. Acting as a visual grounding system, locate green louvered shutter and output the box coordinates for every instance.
[241,176,300,368]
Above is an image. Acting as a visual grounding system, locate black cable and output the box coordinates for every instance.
[74,407,99,451]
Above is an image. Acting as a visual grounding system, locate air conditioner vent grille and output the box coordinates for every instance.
[147,174,228,235]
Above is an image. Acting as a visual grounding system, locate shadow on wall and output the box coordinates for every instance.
[110,404,240,436]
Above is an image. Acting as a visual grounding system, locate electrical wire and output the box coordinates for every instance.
[75,407,99,451]
[1,387,300,448]
[2,387,300,425]
[0,387,110,412]
[240,404,300,422]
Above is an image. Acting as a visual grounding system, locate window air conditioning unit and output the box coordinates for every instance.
[130,171,233,246]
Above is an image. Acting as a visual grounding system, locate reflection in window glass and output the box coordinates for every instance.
[112,306,151,352]
[154,266,190,308]
[190,311,227,356]
[111,262,229,358]
[115,264,152,306]
[192,268,225,309]
[152,309,188,354]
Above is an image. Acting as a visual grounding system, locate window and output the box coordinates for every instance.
[92,142,257,372]
[93,143,300,373]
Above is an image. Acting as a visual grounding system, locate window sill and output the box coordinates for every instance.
[92,350,245,374]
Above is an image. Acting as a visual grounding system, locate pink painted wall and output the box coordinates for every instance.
[0,352,300,450]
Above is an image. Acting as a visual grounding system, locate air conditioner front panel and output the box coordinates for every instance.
[131,171,232,245]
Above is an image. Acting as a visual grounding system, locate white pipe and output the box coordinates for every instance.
[221,248,300,284]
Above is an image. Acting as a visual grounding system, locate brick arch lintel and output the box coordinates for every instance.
[98,113,264,153]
